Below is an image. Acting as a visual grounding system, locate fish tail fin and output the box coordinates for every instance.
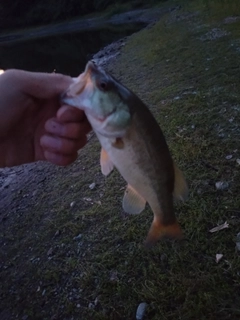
[173,163,188,202]
[144,219,183,247]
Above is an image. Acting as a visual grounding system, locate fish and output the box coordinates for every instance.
[62,61,188,246]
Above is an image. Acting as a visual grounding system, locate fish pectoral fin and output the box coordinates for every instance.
[144,219,183,247]
[111,137,124,149]
[122,184,146,215]
[173,162,188,202]
[100,148,114,176]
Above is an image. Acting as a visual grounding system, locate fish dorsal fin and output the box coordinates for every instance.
[173,162,188,202]
[122,184,146,214]
[100,148,114,176]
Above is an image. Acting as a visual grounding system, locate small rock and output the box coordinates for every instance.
[216,253,223,263]
[89,182,96,190]
[47,247,53,256]
[70,201,76,208]
[77,304,81,308]
[236,232,240,252]
[54,230,60,237]
[42,289,46,296]
[73,234,82,241]
[215,181,229,190]
[94,297,99,305]
[88,302,95,309]
[226,155,233,160]
[83,197,92,202]
[32,190,38,196]
[110,271,119,282]
[136,302,148,320]
[236,159,240,165]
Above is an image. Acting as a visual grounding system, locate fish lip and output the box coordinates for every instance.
[85,60,104,76]
[61,76,87,101]
[86,60,98,73]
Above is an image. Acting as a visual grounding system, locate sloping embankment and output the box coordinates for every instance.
[1,2,240,319]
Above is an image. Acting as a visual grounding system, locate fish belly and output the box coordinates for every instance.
[96,130,158,207]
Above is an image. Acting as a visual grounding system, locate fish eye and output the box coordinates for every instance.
[96,77,110,91]
[100,82,107,90]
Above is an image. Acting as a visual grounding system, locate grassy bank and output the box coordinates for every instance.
[1,0,240,319]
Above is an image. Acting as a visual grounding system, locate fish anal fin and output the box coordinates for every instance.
[123,184,146,215]
[144,220,183,247]
[173,163,188,202]
[100,148,114,176]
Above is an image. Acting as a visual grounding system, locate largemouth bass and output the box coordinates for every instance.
[62,61,188,246]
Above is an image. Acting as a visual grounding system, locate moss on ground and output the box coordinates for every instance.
[1,1,240,319]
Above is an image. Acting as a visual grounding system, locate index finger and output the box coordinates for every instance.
[3,69,73,98]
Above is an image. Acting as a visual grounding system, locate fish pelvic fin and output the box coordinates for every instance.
[144,220,183,247]
[173,163,188,202]
[123,184,146,214]
[100,148,114,176]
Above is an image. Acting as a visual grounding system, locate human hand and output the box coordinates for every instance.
[0,69,91,168]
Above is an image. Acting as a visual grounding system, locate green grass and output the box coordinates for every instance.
[1,1,240,319]
[102,2,136,18]
[188,0,240,21]
[102,0,167,18]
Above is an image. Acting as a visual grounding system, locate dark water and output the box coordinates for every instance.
[0,23,145,76]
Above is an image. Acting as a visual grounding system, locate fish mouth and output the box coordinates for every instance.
[61,61,98,99]
[61,60,115,121]
[62,61,131,139]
